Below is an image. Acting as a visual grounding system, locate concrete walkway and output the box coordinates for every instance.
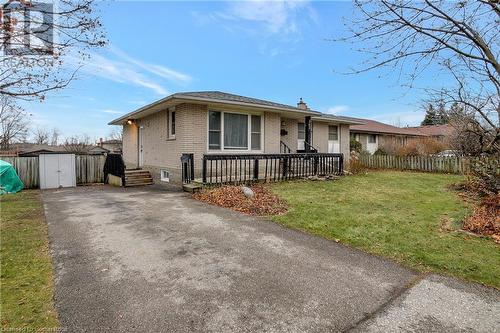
[42,186,499,332]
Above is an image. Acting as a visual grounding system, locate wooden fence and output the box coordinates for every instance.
[358,155,500,175]
[1,155,106,188]
[1,156,39,188]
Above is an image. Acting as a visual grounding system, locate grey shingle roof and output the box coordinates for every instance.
[171,91,321,114]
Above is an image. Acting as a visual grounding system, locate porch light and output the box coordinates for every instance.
[126,119,134,125]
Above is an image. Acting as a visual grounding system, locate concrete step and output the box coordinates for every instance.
[182,183,203,193]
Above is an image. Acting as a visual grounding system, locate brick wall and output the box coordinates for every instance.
[264,112,281,153]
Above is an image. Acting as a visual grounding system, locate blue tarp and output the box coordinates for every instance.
[0,160,24,194]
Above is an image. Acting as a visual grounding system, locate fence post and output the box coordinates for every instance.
[339,154,344,174]
[202,157,207,183]
[254,158,259,181]
[282,157,288,178]
[189,154,194,181]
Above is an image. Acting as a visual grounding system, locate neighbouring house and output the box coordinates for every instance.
[0,143,111,157]
[15,144,66,157]
[348,118,426,154]
[87,145,110,155]
[98,138,122,154]
[409,124,454,144]
[109,91,362,185]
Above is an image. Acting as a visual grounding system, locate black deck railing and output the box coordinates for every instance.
[181,153,195,184]
[202,153,343,185]
[280,141,292,154]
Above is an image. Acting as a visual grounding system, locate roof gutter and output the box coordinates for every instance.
[311,115,365,125]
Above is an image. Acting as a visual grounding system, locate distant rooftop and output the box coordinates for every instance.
[349,118,426,136]
[408,124,453,137]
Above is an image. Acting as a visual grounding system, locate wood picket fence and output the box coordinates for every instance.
[1,155,106,189]
[1,156,39,188]
[358,155,500,175]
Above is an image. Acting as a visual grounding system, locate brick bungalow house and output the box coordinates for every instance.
[109,91,362,185]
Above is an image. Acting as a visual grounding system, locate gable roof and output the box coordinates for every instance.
[109,91,359,125]
[349,118,426,136]
[173,91,318,113]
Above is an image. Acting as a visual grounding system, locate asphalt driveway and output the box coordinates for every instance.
[43,186,499,332]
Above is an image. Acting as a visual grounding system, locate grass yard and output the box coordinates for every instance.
[271,171,500,288]
[0,190,59,330]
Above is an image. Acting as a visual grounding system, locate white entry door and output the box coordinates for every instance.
[328,125,340,153]
[138,126,144,167]
[39,154,76,189]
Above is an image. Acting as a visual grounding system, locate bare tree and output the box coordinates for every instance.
[63,134,91,154]
[0,95,29,149]
[108,128,123,141]
[341,0,499,154]
[0,0,106,99]
[33,127,50,145]
[50,127,60,146]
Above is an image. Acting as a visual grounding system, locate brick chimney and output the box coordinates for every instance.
[297,98,308,110]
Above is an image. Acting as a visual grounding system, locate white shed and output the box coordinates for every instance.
[39,154,76,189]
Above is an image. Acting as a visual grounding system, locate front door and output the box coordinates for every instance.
[328,125,340,153]
[138,126,144,167]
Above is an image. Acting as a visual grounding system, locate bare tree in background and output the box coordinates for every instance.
[341,0,499,155]
[50,127,60,145]
[0,95,29,149]
[63,134,91,154]
[108,128,123,141]
[33,127,50,145]
[0,0,106,99]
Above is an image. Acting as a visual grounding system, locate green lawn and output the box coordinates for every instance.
[1,190,59,330]
[271,171,500,288]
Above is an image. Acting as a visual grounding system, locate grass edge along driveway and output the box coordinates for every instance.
[1,190,59,330]
[271,171,499,288]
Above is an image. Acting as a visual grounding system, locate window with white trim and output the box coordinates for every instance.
[168,109,176,139]
[298,123,305,140]
[208,111,262,151]
[224,113,248,149]
[368,134,377,143]
[328,125,338,141]
[251,115,261,150]
[208,111,221,149]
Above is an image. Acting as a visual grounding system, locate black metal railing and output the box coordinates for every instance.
[103,153,126,186]
[297,141,318,153]
[202,153,343,185]
[305,141,318,153]
[181,153,195,184]
[280,141,292,154]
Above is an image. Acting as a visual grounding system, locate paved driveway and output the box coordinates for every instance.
[43,186,499,332]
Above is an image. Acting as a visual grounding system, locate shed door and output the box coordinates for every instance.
[39,154,76,189]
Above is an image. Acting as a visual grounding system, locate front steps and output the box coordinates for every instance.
[124,169,154,187]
